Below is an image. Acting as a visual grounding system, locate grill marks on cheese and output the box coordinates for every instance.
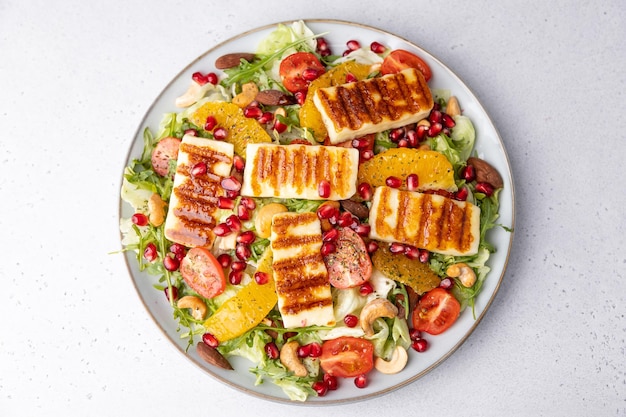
[313,67,434,144]
[369,186,481,256]
[164,135,234,248]
[270,212,335,328]
[241,143,359,200]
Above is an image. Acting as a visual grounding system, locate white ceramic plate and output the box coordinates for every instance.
[120,19,515,405]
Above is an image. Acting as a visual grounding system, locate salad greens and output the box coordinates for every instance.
[120,20,507,401]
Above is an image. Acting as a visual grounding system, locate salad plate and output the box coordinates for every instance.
[119,19,515,404]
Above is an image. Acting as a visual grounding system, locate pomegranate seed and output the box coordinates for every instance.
[419,249,430,263]
[359,282,374,296]
[406,129,419,147]
[308,342,322,358]
[258,111,274,124]
[235,243,251,260]
[321,242,336,256]
[294,91,306,105]
[163,254,179,271]
[143,243,158,262]
[273,119,287,133]
[345,73,358,83]
[254,271,269,285]
[213,127,228,140]
[302,67,320,81]
[324,373,338,390]
[406,173,419,191]
[318,180,331,198]
[389,127,405,142]
[412,338,428,352]
[221,176,242,192]
[338,212,356,228]
[265,342,280,359]
[131,212,148,226]
[312,381,328,397]
[202,333,219,348]
[344,314,358,328]
[439,277,454,289]
[169,243,186,256]
[428,122,443,137]
[225,214,242,232]
[229,270,243,285]
[323,228,339,242]
[244,105,263,119]
[217,196,235,210]
[297,344,312,358]
[317,203,339,220]
[475,182,495,197]
[184,128,197,136]
[416,124,428,141]
[164,286,178,301]
[233,155,246,172]
[354,374,368,388]
[204,115,217,131]
[370,41,386,54]
[429,110,442,124]
[230,260,246,272]
[404,245,420,260]
[205,72,218,85]
[316,37,331,55]
[217,253,232,269]
[236,230,256,245]
[239,197,256,210]
[225,190,240,199]
[397,138,409,148]
[442,113,456,128]
[385,176,402,188]
[462,165,476,182]
[237,204,250,220]
[192,72,208,85]
[213,223,232,237]
[353,223,371,237]
[346,39,361,51]
[351,138,369,149]
[360,149,374,161]
[357,182,373,201]
[455,187,469,201]
[409,329,422,341]
[389,242,406,254]
[367,241,379,254]
[342,49,351,57]
[191,162,207,177]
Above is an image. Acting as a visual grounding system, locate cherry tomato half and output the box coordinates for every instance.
[319,337,374,378]
[180,247,226,299]
[151,136,181,177]
[323,227,372,289]
[380,49,432,82]
[278,52,326,93]
[411,287,461,335]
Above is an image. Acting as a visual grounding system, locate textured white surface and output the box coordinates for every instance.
[1,0,625,416]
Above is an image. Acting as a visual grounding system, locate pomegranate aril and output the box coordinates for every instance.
[302,68,320,81]
[225,214,242,232]
[323,228,339,242]
[163,254,180,271]
[221,176,242,192]
[389,242,406,254]
[385,176,402,188]
[273,119,287,133]
[351,137,369,149]
[317,203,338,220]
[316,37,331,55]
[229,270,243,285]
[367,241,379,254]
[131,213,148,226]
[461,165,476,182]
[184,128,197,136]
[354,374,368,389]
[169,243,186,256]
[192,72,208,85]
[143,243,158,262]
[406,173,419,191]
[324,373,338,390]
[265,342,280,359]
[218,196,235,210]
[236,230,256,245]
[254,271,269,285]
[428,122,443,137]
[312,381,328,397]
[346,39,361,51]
[345,72,358,83]
[359,282,374,296]
[353,223,371,237]
[318,180,331,198]
[406,129,419,147]
[164,286,178,301]
[308,342,322,358]
[409,328,422,341]
[416,124,428,141]
[235,243,251,260]
[455,187,469,201]
[344,314,358,328]
[439,277,454,289]
[321,242,336,256]
[217,253,232,269]
[358,182,373,201]
[205,72,218,85]
[204,115,217,131]
[244,105,263,119]
[202,333,219,348]
[404,245,420,260]
[475,182,495,197]
[191,162,207,177]
[442,113,456,128]
[429,109,442,124]
[389,127,405,142]
[230,260,246,272]
[370,41,386,54]
[240,196,256,210]
[294,91,306,105]
[412,338,428,352]
[237,204,250,220]
[419,249,430,263]
[233,155,246,172]
[338,211,356,228]
[297,344,312,358]
[213,127,228,140]
[360,149,374,161]
[258,111,274,124]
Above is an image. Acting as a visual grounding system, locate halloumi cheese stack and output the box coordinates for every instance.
[163,134,234,248]
[270,212,335,328]
[369,186,481,256]
[313,67,434,144]
[240,143,359,200]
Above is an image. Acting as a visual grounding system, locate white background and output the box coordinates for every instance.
[1,0,625,416]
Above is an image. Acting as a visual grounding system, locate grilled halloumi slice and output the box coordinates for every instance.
[313,67,434,144]
[240,143,359,200]
[270,212,335,328]
[164,134,234,248]
[369,186,481,256]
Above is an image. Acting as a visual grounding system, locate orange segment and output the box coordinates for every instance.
[189,101,272,156]
[300,61,372,142]
[357,148,457,192]
[203,247,276,342]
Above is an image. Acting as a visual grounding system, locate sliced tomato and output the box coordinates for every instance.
[180,247,226,299]
[279,52,326,93]
[151,136,181,177]
[319,337,374,378]
[380,49,432,81]
[411,288,461,335]
[323,227,372,289]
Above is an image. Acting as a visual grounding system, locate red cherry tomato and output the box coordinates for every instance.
[180,247,226,299]
[278,52,326,93]
[151,136,181,177]
[323,227,372,289]
[380,49,432,82]
[319,337,374,378]
[411,288,461,335]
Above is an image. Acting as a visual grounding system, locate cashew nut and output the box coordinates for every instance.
[374,346,409,374]
[175,81,207,108]
[446,96,461,117]
[279,341,308,377]
[232,82,258,108]
[148,193,167,226]
[359,298,398,337]
[446,262,476,287]
[254,203,288,238]
[177,295,207,320]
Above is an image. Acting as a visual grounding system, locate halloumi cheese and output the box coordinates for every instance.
[368,186,481,256]
[163,134,234,248]
[270,212,335,328]
[313,67,434,144]
[240,143,359,200]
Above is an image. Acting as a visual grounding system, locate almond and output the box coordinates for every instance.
[215,52,255,69]
[255,89,295,106]
[196,342,233,370]
[467,157,504,189]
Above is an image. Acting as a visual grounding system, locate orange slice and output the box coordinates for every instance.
[299,61,372,142]
[357,148,457,192]
[189,101,271,156]
[203,247,276,342]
